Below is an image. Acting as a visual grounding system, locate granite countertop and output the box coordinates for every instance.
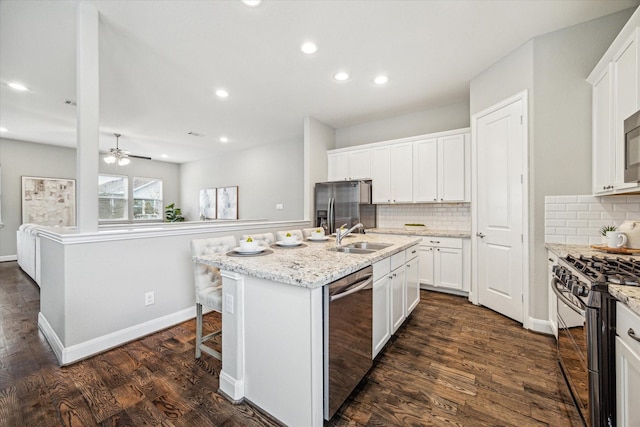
[194,234,421,289]
[369,227,471,238]
[546,243,640,317]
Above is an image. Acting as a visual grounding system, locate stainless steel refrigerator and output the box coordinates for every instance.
[314,180,376,234]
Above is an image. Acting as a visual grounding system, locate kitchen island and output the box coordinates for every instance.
[193,233,421,426]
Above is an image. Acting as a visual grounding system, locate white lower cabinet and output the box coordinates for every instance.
[418,237,469,293]
[616,302,640,427]
[372,244,420,358]
[390,251,407,334]
[405,247,420,314]
[372,259,391,358]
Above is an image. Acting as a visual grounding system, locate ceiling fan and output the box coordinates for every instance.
[103,133,151,165]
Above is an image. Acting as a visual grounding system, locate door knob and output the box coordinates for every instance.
[476,232,486,238]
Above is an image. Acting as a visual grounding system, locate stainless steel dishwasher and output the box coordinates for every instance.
[323,265,373,420]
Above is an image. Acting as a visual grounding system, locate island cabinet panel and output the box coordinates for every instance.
[616,302,640,427]
[221,273,324,427]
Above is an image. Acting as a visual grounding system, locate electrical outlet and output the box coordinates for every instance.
[276,203,284,210]
[225,294,234,314]
[145,291,154,306]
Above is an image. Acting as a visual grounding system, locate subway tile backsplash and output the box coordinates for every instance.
[545,195,640,245]
[377,203,470,232]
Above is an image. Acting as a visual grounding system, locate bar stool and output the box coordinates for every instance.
[190,235,237,360]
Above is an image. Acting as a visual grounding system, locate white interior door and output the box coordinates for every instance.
[476,97,525,323]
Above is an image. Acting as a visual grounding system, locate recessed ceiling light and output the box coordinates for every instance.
[8,82,28,91]
[161,154,168,159]
[220,136,229,143]
[333,72,350,81]
[215,89,229,98]
[301,42,317,54]
[374,75,389,85]
[242,0,262,6]
[0,127,7,132]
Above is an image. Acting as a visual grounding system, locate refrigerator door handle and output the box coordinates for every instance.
[329,198,334,233]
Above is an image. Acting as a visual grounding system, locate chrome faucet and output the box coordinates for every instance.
[336,223,363,247]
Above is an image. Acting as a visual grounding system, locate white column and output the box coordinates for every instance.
[76,2,100,233]
[219,271,246,402]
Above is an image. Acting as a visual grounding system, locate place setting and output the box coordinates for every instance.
[306,228,331,242]
[271,233,308,249]
[227,238,273,257]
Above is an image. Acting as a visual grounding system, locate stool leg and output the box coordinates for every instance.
[195,303,203,359]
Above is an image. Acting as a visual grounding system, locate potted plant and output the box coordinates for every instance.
[165,203,185,222]
[600,225,616,244]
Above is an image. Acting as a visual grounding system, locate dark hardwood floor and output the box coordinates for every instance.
[0,261,582,426]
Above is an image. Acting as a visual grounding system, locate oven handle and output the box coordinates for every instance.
[551,277,586,317]
[629,328,640,343]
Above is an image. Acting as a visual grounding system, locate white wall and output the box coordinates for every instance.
[335,101,470,149]
[469,8,634,321]
[0,137,180,258]
[304,117,335,222]
[179,138,304,223]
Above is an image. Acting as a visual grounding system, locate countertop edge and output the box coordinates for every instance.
[545,243,640,317]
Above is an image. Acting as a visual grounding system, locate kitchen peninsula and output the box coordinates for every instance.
[193,233,421,427]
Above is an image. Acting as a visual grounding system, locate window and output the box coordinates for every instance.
[133,177,163,220]
[98,175,128,221]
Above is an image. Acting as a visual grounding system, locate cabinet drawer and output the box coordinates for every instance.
[405,245,419,261]
[618,302,640,356]
[420,236,462,249]
[391,251,405,271]
[373,258,391,281]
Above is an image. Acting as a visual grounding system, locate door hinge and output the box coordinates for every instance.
[520,115,523,124]
[520,174,523,184]
[521,234,523,243]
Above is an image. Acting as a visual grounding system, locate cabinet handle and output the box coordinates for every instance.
[393,273,397,277]
[437,248,440,251]
[411,250,417,254]
[603,186,607,190]
[433,198,437,201]
[430,240,440,244]
[548,258,554,262]
[629,328,640,343]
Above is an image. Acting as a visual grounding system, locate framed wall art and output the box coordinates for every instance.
[217,186,238,220]
[22,176,76,226]
[199,188,217,220]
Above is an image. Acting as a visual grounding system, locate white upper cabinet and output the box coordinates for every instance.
[371,142,413,203]
[592,65,615,194]
[327,127,470,203]
[414,139,438,202]
[327,148,371,181]
[414,132,469,203]
[589,9,640,196]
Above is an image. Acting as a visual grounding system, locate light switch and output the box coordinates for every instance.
[276,204,284,210]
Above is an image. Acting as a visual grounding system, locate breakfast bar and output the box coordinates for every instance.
[193,233,421,426]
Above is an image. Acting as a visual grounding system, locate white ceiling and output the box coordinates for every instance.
[1,0,638,164]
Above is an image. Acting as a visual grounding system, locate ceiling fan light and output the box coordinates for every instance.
[118,157,131,166]
[104,154,116,164]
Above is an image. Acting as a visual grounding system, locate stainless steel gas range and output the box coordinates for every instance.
[551,254,640,427]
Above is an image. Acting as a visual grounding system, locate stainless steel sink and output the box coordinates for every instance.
[345,242,393,250]
[329,242,393,254]
[330,247,376,254]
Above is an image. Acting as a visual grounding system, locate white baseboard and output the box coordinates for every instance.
[38,306,197,365]
[0,254,18,262]
[219,370,245,403]
[527,316,553,335]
